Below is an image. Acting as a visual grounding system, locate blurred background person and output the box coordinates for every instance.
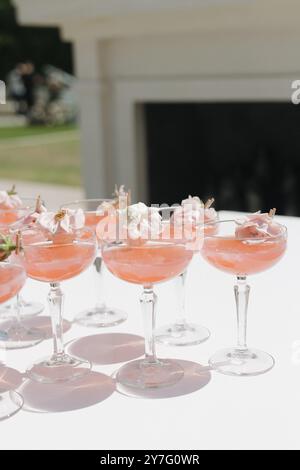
[21,61,35,117]
[7,62,26,114]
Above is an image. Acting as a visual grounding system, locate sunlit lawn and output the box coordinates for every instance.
[0,125,77,139]
[0,125,81,186]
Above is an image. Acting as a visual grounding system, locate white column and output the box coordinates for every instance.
[111,87,148,203]
[73,38,111,198]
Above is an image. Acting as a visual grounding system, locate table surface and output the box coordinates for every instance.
[0,211,298,450]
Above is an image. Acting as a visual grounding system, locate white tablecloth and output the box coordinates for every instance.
[0,212,298,450]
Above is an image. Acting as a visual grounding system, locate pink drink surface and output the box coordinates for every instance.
[162,221,217,254]
[203,223,219,237]
[0,208,28,226]
[202,236,287,276]
[24,241,96,282]
[0,264,26,304]
[103,243,193,285]
[85,212,107,232]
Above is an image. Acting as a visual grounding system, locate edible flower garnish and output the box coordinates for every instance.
[0,232,18,261]
[235,209,282,239]
[118,202,162,241]
[37,208,85,234]
[23,195,47,226]
[0,185,23,209]
[96,185,131,215]
[173,195,217,226]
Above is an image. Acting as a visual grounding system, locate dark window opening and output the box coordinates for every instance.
[145,102,300,215]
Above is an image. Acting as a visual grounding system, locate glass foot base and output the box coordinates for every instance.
[0,301,44,319]
[209,348,275,376]
[0,303,15,319]
[0,390,23,421]
[116,358,184,390]
[27,353,92,384]
[155,322,210,347]
[74,306,127,328]
[18,301,44,318]
[0,322,45,349]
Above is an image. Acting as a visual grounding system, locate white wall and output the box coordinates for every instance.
[103,32,300,78]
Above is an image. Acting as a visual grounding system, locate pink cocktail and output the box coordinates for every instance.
[0,261,26,420]
[0,263,26,308]
[155,198,218,347]
[0,194,45,337]
[103,223,193,392]
[22,225,97,383]
[62,198,128,328]
[24,240,97,283]
[0,227,45,349]
[202,236,286,276]
[0,210,26,226]
[0,197,34,230]
[201,217,287,376]
[103,242,193,285]
[85,212,108,231]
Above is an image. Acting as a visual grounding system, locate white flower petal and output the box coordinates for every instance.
[72,208,85,229]
[38,212,58,234]
[0,191,23,209]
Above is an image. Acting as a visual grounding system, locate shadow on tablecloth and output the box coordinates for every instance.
[0,366,23,391]
[17,371,115,413]
[21,316,72,339]
[115,360,212,399]
[66,333,144,365]
[0,316,72,342]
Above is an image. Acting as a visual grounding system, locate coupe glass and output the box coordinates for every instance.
[61,199,128,327]
[201,219,287,376]
[155,216,217,346]
[0,197,44,319]
[102,207,194,391]
[0,261,26,419]
[0,198,45,348]
[22,226,97,383]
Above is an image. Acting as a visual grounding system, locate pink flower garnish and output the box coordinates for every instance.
[173,196,217,227]
[23,196,47,226]
[118,203,162,241]
[235,211,283,239]
[204,207,218,223]
[0,190,23,209]
[96,185,131,216]
[96,201,116,216]
[37,209,85,234]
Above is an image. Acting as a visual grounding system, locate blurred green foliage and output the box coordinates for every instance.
[0,0,73,81]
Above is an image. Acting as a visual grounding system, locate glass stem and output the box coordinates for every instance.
[14,294,22,327]
[48,282,65,358]
[141,286,158,365]
[234,275,250,352]
[175,270,187,326]
[94,255,106,309]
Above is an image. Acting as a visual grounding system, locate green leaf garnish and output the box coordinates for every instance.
[0,232,17,261]
[7,184,17,196]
